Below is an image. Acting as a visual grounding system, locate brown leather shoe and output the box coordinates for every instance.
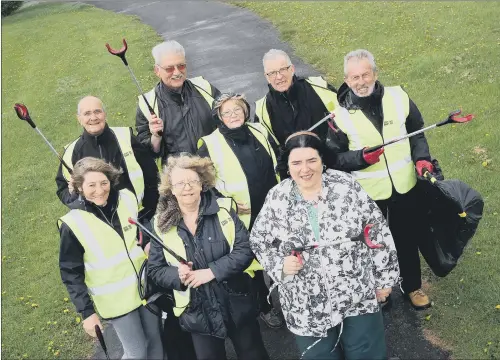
[408,289,432,310]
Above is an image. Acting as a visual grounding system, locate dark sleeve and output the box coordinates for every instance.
[326,127,370,172]
[406,98,432,162]
[59,223,95,319]
[267,133,280,159]
[135,106,164,159]
[147,227,186,291]
[210,83,222,101]
[196,140,210,159]
[55,162,79,208]
[208,209,254,282]
[131,131,159,221]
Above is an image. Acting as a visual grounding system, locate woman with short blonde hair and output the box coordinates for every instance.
[148,153,270,360]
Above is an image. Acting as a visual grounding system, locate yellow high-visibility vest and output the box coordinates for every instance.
[62,127,145,206]
[255,76,338,145]
[197,123,279,228]
[138,76,214,171]
[153,197,262,317]
[333,86,417,200]
[58,189,146,319]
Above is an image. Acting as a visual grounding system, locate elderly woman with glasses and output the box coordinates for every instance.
[197,93,284,329]
[147,154,270,360]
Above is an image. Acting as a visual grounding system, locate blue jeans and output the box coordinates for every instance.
[295,311,387,360]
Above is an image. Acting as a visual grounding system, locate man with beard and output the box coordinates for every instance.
[136,40,221,168]
[329,49,438,310]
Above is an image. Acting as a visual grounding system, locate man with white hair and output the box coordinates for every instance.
[330,49,439,310]
[136,40,221,167]
[255,49,338,149]
[56,96,159,223]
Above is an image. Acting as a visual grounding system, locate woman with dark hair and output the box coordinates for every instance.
[250,131,400,360]
[197,93,284,328]
[58,157,163,359]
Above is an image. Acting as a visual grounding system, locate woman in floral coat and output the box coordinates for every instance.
[250,131,400,360]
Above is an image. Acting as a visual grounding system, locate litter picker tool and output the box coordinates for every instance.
[308,112,337,132]
[105,38,163,136]
[365,109,474,153]
[128,217,187,265]
[95,325,110,360]
[292,224,383,264]
[13,103,73,174]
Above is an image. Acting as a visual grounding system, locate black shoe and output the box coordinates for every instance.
[260,308,284,328]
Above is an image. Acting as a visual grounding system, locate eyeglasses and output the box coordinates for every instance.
[220,107,244,119]
[172,179,201,189]
[81,109,104,118]
[157,63,187,74]
[265,65,292,79]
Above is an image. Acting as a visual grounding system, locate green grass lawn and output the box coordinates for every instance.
[1,3,162,359]
[237,1,500,358]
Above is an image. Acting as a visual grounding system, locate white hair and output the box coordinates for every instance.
[262,49,292,69]
[77,96,105,115]
[152,41,185,65]
[344,49,377,76]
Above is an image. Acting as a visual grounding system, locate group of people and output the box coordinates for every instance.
[56,39,441,360]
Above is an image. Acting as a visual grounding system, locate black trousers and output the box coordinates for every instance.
[190,319,270,360]
[162,304,197,360]
[376,186,426,294]
[252,270,273,314]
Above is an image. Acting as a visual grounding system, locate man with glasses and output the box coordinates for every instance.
[255,49,338,148]
[135,40,221,168]
[56,95,159,224]
[329,49,438,310]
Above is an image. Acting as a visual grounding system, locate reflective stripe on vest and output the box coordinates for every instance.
[197,123,280,228]
[58,189,146,319]
[110,127,145,205]
[61,128,145,206]
[255,76,338,145]
[153,197,262,317]
[334,86,417,200]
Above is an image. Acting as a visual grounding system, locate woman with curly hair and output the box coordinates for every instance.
[58,157,163,359]
[147,153,269,360]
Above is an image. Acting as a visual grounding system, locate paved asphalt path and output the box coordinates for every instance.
[88,1,450,359]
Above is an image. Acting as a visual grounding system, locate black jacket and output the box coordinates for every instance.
[148,190,255,338]
[58,189,146,320]
[255,75,337,168]
[135,79,221,163]
[255,76,337,142]
[328,81,432,173]
[198,100,278,231]
[55,125,159,220]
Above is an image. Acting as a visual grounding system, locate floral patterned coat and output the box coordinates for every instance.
[249,169,400,337]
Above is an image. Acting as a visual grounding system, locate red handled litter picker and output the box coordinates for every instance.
[364,109,474,153]
[105,38,163,136]
[292,224,383,265]
[13,103,73,174]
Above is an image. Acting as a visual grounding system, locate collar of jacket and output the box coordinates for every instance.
[337,80,384,110]
[287,170,331,206]
[158,80,188,104]
[81,123,114,145]
[71,187,119,215]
